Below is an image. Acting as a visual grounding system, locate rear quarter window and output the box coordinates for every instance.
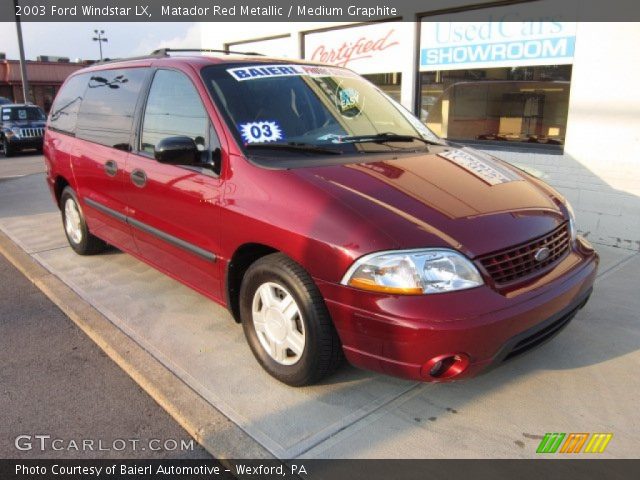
[49,73,91,135]
[76,68,148,150]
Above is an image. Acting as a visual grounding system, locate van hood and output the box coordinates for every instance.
[295,146,568,258]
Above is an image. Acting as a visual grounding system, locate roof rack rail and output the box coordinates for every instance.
[151,48,264,57]
[94,50,167,65]
[93,48,264,66]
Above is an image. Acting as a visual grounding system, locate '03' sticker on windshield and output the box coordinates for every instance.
[239,121,283,144]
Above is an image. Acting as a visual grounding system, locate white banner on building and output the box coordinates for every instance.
[304,22,411,74]
[228,35,294,58]
[420,21,577,71]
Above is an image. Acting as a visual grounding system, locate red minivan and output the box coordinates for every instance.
[44,50,598,386]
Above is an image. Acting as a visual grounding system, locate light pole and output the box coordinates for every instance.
[92,29,108,61]
[13,0,31,103]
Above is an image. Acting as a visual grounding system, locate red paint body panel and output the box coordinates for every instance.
[72,141,136,252]
[44,55,599,382]
[124,154,225,300]
[317,241,597,381]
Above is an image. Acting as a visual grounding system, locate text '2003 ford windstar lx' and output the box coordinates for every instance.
[44,49,598,386]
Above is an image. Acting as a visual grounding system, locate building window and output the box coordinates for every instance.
[418,15,576,148]
[362,72,402,103]
[419,65,571,147]
[43,85,57,113]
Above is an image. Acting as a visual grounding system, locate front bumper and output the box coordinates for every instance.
[6,136,43,150]
[316,239,598,381]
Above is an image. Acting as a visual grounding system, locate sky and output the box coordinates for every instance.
[0,22,200,61]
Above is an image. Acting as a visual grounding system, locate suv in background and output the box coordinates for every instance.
[1,103,46,157]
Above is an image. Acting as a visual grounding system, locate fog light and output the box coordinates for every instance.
[429,360,443,376]
[422,353,470,380]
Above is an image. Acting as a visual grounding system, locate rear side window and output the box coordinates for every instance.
[49,73,90,135]
[76,68,148,150]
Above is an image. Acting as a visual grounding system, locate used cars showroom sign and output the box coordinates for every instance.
[420,21,577,70]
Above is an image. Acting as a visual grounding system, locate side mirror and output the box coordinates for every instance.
[154,136,199,166]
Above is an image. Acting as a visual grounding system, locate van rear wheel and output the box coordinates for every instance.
[239,253,343,386]
[60,186,106,255]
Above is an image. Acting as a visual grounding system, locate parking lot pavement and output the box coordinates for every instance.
[0,152,46,179]
[0,252,212,459]
[302,252,640,458]
[0,169,638,459]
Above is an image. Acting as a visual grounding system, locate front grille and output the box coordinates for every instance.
[478,223,570,284]
[19,127,44,138]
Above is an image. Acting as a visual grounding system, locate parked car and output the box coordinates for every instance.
[0,96,13,105]
[44,51,598,386]
[1,103,46,156]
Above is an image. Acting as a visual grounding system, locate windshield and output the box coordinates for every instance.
[201,63,442,157]
[2,106,46,122]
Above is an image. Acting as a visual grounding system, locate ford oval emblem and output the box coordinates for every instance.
[534,247,551,262]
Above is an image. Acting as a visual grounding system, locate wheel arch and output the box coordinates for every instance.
[53,175,71,209]
[225,243,279,323]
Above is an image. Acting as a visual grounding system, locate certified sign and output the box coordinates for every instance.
[304,22,411,73]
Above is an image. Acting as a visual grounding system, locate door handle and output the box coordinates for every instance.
[130,169,147,188]
[104,160,118,177]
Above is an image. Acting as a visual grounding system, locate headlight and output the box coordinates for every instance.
[341,249,484,295]
[9,127,21,139]
[566,201,577,241]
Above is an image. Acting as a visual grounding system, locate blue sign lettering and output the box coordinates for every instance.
[421,36,575,67]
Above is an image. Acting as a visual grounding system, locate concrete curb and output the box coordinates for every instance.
[0,228,274,461]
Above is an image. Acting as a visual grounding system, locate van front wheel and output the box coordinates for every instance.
[60,187,106,255]
[239,253,343,386]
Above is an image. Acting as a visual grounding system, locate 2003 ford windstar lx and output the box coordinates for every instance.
[44,50,598,386]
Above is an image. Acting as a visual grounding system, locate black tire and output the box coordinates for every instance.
[2,137,15,157]
[239,253,343,386]
[60,186,107,255]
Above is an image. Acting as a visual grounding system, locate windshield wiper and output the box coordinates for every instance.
[245,142,342,155]
[338,133,443,146]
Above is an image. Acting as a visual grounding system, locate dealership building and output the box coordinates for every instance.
[0,57,84,112]
[201,3,640,251]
